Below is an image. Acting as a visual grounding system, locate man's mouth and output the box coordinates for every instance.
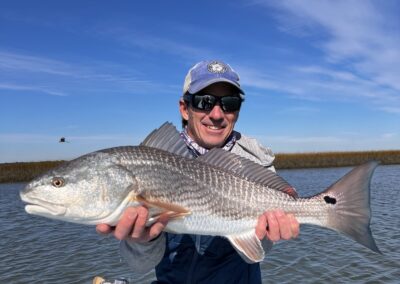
[205,125,224,130]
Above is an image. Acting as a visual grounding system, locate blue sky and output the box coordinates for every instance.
[1,0,399,163]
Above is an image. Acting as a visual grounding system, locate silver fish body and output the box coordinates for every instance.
[20,123,381,263]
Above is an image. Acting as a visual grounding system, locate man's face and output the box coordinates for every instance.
[179,82,241,149]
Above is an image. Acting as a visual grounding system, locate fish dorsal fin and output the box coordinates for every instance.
[198,148,297,197]
[226,230,265,263]
[140,122,192,158]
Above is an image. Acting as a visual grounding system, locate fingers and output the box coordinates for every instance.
[107,206,168,243]
[255,214,267,240]
[265,210,300,242]
[130,206,149,239]
[114,207,139,240]
[265,211,281,242]
[288,213,300,238]
[276,210,292,240]
[147,214,169,241]
[96,223,114,235]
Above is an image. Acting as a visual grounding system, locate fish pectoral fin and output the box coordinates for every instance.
[136,195,191,218]
[160,211,191,219]
[147,211,190,226]
[226,230,265,263]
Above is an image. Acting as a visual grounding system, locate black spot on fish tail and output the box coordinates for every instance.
[324,195,337,205]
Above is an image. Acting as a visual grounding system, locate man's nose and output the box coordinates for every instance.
[208,103,224,120]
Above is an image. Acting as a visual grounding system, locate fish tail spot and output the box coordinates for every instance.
[324,195,337,205]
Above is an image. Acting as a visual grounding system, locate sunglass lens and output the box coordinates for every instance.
[192,94,216,111]
[221,96,241,112]
[191,94,241,112]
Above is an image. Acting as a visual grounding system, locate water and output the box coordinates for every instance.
[0,165,399,283]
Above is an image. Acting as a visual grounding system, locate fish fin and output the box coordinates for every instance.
[146,211,189,226]
[161,211,191,220]
[136,195,191,217]
[226,230,265,263]
[316,161,381,253]
[140,122,193,158]
[198,149,297,197]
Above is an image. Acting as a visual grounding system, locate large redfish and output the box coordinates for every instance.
[20,123,380,263]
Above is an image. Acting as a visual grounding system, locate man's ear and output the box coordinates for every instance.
[179,99,189,121]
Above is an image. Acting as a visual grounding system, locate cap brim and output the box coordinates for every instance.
[188,78,245,98]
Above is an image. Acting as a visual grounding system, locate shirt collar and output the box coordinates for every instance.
[180,128,239,157]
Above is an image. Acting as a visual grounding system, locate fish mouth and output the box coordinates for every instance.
[20,193,67,217]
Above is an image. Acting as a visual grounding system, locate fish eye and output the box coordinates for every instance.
[51,177,65,188]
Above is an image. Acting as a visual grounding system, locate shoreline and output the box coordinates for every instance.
[1,150,399,184]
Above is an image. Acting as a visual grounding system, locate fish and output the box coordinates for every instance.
[20,122,381,263]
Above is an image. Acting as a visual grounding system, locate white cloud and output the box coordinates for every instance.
[0,83,67,96]
[247,0,400,113]
[0,50,165,95]
[260,0,400,91]
[0,51,74,76]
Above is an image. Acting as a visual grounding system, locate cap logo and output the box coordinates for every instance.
[207,62,227,74]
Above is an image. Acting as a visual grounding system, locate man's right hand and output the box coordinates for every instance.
[96,206,169,243]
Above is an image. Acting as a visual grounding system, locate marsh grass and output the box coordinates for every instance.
[1,150,399,183]
[0,161,64,184]
[274,150,400,169]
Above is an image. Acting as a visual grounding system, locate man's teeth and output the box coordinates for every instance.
[207,126,221,130]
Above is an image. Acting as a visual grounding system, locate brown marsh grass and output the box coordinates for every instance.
[0,150,399,183]
[0,161,64,184]
[275,150,400,169]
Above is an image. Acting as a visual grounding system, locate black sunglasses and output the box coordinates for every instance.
[184,93,243,112]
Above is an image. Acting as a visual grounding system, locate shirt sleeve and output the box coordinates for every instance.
[232,135,276,170]
[119,233,166,273]
[233,134,298,197]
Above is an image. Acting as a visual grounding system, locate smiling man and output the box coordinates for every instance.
[180,82,240,149]
[96,60,299,283]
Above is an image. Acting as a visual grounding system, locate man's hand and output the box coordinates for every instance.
[255,210,299,241]
[96,206,169,243]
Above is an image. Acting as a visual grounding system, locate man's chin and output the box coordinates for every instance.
[201,139,226,149]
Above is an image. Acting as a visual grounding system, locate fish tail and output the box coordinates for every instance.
[318,161,381,253]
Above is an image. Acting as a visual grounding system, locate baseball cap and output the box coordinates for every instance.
[183,60,245,99]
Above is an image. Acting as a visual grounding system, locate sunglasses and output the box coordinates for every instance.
[184,93,243,112]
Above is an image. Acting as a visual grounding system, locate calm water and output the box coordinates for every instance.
[0,165,399,283]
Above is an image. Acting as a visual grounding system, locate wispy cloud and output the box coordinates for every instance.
[247,0,400,113]
[0,50,164,95]
[0,83,67,96]
[92,23,218,61]
[239,63,399,107]
[0,51,74,76]
[124,34,214,59]
[257,0,400,90]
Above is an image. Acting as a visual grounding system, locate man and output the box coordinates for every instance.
[96,60,299,283]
